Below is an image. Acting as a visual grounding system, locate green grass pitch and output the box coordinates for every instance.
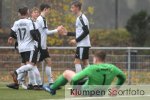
[0,83,150,100]
[0,83,65,100]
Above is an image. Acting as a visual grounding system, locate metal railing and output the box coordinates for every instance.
[0,46,150,85]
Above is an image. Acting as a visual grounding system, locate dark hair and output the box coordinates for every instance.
[94,51,106,61]
[71,0,82,10]
[40,3,50,11]
[18,6,28,16]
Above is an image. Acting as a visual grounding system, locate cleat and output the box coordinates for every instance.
[6,83,19,90]
[33,85,43,90]
[38,85,43,88]
[27,84,34,90]
[38,85,43,90]
[43,84,56,95]
[27,84,43,90]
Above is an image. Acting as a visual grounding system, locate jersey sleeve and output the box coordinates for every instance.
[11,21,18,32]
[71,66,91,85]
[76,15,90,42]
[67,32,76,36]
[114,67,126,86]
[37,16,47,29]
[44,28,58,35]
[36,17,45,29]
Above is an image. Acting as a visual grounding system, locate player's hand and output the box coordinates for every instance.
[57,26,67,36]
[8,37,14,44]
[69,39,76,45]
[57,25,63,33]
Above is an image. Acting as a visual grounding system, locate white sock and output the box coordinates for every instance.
[33,66,42,85]
[17,73,26,84]
[75,64,82,73]
[28,70,34,85]
[28,68,37,85]
[45,66,53,83]
[16,64,32,74]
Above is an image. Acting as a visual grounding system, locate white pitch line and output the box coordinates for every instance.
[41,95,150,100]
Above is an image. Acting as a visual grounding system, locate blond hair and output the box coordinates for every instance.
[30,7,40,13]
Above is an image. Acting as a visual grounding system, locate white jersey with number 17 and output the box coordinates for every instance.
[11,18,35,53]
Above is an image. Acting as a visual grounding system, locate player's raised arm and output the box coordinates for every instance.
[58,26,76,36]
[45,25,64,35]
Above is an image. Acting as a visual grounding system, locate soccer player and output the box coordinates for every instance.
[60,1,91,73]
[36,3,63,85]
[7,6,40,89]
[43,51,126,95]
[27,7,43,89]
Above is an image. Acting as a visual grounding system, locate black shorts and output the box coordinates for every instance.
[75,47,90,60]
[20,50,38,64]
[38,49,50,62]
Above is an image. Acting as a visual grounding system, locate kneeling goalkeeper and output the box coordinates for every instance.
[43,51,126,95]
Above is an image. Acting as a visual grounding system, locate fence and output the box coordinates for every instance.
[0,47,150,85]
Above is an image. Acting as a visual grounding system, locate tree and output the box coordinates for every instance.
[126,10,150,46]
[43,0,94,46]
[90,29,131,47]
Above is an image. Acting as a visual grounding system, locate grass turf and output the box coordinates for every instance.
[0,83,65,100]
[0,83,150,100]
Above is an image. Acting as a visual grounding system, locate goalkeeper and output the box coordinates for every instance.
[43,51,126,95]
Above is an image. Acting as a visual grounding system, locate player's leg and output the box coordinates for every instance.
[26,49,44,90]
[28,51,42,87]
[33,65,42,86]
[43,70,76,95]
[45,51,54,84]
[74,47,82,73]
[7,52,35,89]
[19,63,28,89]
[82,59,89,67]
[39,49,54,84]
[82,47,90,68]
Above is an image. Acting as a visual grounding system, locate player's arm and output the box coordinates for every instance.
[76,16,89,42]
[44,28,58,35]
[9,29,17,39]
[37,17,59,35]
[10,21,17,39]
[8,22,17,44]
[66,32,76,36]
[71,66,91,85]
[76,26,89,42]
[114,68,126,88]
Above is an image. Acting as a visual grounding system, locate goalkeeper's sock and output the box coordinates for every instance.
[75,64,82,73]
[50,75,68,90]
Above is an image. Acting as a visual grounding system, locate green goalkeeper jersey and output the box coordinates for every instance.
[71,63,126,86]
